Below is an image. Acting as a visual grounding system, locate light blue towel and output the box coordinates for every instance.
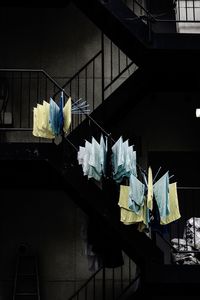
[153,171,170,219]
[128,174,145,214]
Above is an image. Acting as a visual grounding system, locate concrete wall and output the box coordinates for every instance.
[0,4,101,80]
[0,188,94,299]
[112,91,200,168]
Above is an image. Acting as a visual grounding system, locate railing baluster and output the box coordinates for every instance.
[110,40,113,82]
[77,74,80,125]
[85,66,88,120]
[11,71,14,124]
[102,266,106,300]
[185,0,188,21]
[93,275,96,299]
[20,71,22,128]
[112,268,115,300]
[193,0,195,21]
[120,265,123,292]
[118,48,121,76]
[28,71,31,128]
[92,59,95,110]
[101,32,105,102]
[129,257,131,283]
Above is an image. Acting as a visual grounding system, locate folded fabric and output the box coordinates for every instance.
[63,97,71,133]
[160,182,181,225]
[49,97,60,135]
[32,103,55,139]
[153,171,170,222]
[118,185,144,225]
[128,174,145,214]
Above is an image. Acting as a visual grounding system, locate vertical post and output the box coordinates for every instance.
[102,266,106,300]
[101,32,105,102]
[93,276,96,299]
[20,71,22,128]
[92,59,95,110]
[28,71,31,128]
[112,268,115,300]
[85,67,88,123]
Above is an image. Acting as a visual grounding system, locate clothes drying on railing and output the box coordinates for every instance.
[171,217,200,265]
[77,136,137,182]
[33,94,72,138]
[33,101,55,139]
[77,135,107,181]
[118,168,181,231]
[112,136,137,183]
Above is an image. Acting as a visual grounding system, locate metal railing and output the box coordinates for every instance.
[123,0,200,34]
[68,252,140,300]
[54,33,137,122]
[0,68,112,144]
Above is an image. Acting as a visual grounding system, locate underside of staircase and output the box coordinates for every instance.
[73,0,200,70]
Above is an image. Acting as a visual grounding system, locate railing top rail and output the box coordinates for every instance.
[68,267,103,300]
[134,0,156,21]
[0,68,68,96]
[62,50,102,89]
[0,68,111,138]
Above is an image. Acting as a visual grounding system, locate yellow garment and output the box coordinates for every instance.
[63,97,71,133]
[118,185,144,225]
[147,166,153,211]
[41,101,55,138]
[32,107,39,137]
[160,182,181,225]
[32,103,55,139]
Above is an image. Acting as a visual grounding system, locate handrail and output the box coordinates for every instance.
[104,61,135,91]
[68,267,103,300]
[61,50,102,92]
[116,272,141,300]
[134,0,156,22]
[153,229,179,253]
[134,0,200,24]
[0,68,111,138]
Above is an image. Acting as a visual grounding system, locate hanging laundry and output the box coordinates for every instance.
[118,185,144,225]
[49,97,60,136]
[112,137,137,183]
[118,185,149,232]
[128,174,145,214]
[63,96,71,133]
[88,137,102,181]
[58,91,64,134]
[99,134,107,176]
[147,166,153,211]
[160,182,181,225]
[78,140,92,177]
[32,102,55,139]
[77,136,107,182]
[153,171,170,224]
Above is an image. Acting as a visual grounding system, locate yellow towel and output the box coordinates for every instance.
[63,97,71,133]
[118,185,144,225]
[147,166,153,211]
[160,182,181,225]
